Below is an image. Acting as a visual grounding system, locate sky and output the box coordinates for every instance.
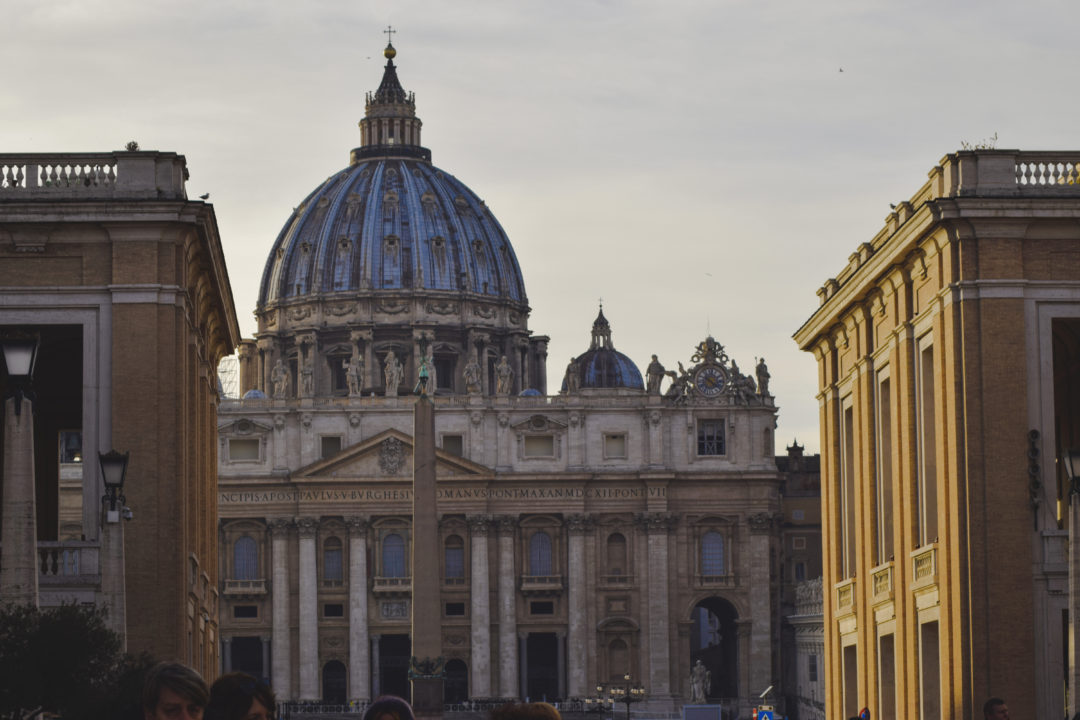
[3,0,1079,453]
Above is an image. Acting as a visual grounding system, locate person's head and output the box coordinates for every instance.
[143,662,210,720]
[490,703,562,720]
[206,673,276,720]
[983,698,1009,720]
[362,695,415,720]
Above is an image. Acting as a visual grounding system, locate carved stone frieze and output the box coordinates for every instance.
[326,302,358,317]
[379,437,405,475]
[566,514,592,534]
[268,517,293,535]
[747,512,775,534]
[287,305,313,322]
[345,517,370,536]
[473,305,496,319]
[426,300,459,315]
[494,515,518,534]
[635,512,678,533]
[376,299,409,315]
[295,516,319,538]
[467,515,492,535]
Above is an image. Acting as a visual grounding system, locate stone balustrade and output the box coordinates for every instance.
[224,578,268,595]
[37,540,100,578]
[0,151,189,200]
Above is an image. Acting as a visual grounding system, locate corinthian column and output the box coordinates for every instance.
[347,517,371,704]
[469,515,493,697]
[297,517,319,700]
[640,513,676,696]
[269,518,293,699]
[566,514,590,697]
[496,516,519,698]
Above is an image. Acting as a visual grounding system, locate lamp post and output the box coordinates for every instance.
[99,449,130,646]
[1064,449,1080,717]
[0,332,40,607]
[601,674,645,720]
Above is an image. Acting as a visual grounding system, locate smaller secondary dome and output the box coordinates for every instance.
[561,307,644,392]
[243,389,268,400]
[519,388,542,397]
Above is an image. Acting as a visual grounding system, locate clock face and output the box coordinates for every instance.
[694,366,725,397]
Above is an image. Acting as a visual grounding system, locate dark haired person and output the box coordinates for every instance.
[983,698,1009,720]
[206,673,276,720]
[490,702,562,720]
[143,662,210,720]
[362,695,416,720]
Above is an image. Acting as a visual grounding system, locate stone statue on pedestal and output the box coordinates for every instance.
[495,355,514,396]
[564,357,580,393]
[755,357,770,396]
[345,347,364,397]
[463,355,482,395]
[646,354,665,394]
[689,659,711,704]
[271,359,289,399]
[384,351,404,397]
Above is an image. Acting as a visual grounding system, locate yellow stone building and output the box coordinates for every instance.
[794,150,1080,720]
[0,151,239,675]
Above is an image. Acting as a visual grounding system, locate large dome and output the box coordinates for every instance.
[244,41,549,399]
[258,48,525,309]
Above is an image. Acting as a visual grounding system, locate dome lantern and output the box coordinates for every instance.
[356,36,429,162]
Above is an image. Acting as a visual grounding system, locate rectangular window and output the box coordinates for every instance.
[919,621,941,720]
[320,436,342,459]
[843,644,858,717]
[59,431,82,464]
[330,356,349,394]
[792,509,805,521]
[530,601,554,615]
[229,438,260,461]
[445,602,466,617]
[323,603,344,618]
[876,372,894,563]
[879,634,896,720]
[233,605,258,619]
[441,434,464,457]
[841,398,856,578]
[444,545,465,580]
[603,433,627,459]
[697,420,725,456]
[916,338,938,545]
[793,536,806,550]
[523,435,555,458]
[808,653,818,682]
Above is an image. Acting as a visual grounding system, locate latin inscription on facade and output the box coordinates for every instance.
[219,485,667,505]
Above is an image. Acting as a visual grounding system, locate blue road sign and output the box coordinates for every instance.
[758,711,773,720]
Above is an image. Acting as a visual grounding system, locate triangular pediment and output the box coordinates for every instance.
[293,428,492,481]
[218,418,274,435]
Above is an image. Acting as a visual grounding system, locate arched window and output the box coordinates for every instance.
[606,533,627,576]
[529,531,552,575]
[702,532,724,575]
[324,537,343,582]
[383,533,406,577]
[795,560,807,582]
[234,536,257,580]
[445,535,465,580]
[444,659,468,704]
[322,660,346,704]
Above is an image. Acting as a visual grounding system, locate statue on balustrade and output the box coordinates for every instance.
[495,355,514,396]
[271,359,289,399]
[384,350,404,397]
[463,354,482,395]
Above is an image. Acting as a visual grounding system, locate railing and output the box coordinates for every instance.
[912,546,937,584]
[444,576,467,586]
[372,576,411,594]
[696,573,735,588]
[599,574,634,586]
[1016,155,1080,186]
[835,577,855,612]
[224,579,267,595]
[37,541,100,577]
[520,574,564,594]
[0,152,188,200]
[871,563,893,599]
[322,579,344,589]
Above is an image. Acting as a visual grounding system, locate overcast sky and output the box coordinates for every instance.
[3,0,1078,453]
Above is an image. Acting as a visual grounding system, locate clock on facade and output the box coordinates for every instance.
[694,366,725,397]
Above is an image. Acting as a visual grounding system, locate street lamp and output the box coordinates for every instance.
[602,673,645,720]
[99,450,129,522]
[0,331,40,606]
[0,332,39,414]
[1063,449,1080,496]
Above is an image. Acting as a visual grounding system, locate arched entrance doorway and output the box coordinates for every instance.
[379,634,412,701]
[690,596,739,700]
[444,659,468,703]
[323,660,346,704]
